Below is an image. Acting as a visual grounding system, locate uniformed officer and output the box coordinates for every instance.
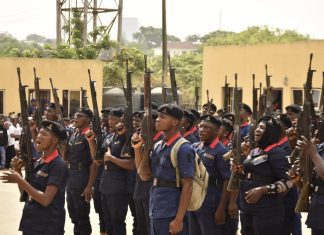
[236,117,292,235]
[188,108,200,140]
[93,108,112,235]
[218,118,234,147]
[202,102,217,116]
[132,110,164,235]
[189,114,237,235]
[240,103,252,140]
[180,111,199,144]
[44,103,64,122]
[298,136,324,235]
[66,107,98,235]
[285,104,302,122]
[148,104,195,235]
[1,120,69,235]
[99,108,136,235]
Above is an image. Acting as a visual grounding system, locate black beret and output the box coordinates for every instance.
[48,103,64,113]
[203,103,217,112]
[133,111,144,119]
[41,120,67,141]
[200,114,222,127]
[285,104,302,114]
[151,102,159,110]
[188,108,200,121]
[109,108,124,118]
[101,107,112,115]
[258,115,281,132]
[240,103,252,115]
[76,107,93,119]
[183,111,196,123]
[275,113,292,128]
[223,113,235,125]
[157,104,183,120]
[221,119,234,132]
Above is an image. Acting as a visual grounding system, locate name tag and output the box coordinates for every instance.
[74,141,83,145]
[114,141,120,145]
[253,154,268,165]
[37,170,48,177]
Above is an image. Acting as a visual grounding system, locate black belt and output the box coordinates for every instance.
[208,176,219,186]
[245,172,274,184]
[68,163,89,171]
[314,186,324,194]
[153,178,178,188]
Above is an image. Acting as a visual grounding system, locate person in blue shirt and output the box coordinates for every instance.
[296,136,324,235]
[189,114,237,235]
[132,109,164,235]
[141,104,195,235]
[66,107,98,235]
[236,116,292,235]
[1,120,69,235]
[180,110,199,144]
[240,103,252,140]
[99,108,136,235]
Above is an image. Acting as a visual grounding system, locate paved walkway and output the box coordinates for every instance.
[0,172,311,234]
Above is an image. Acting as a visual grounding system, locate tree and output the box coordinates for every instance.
[203,26,309,46]
[185,34,201,43]
[132,26,181,52]
[26,34,46,43]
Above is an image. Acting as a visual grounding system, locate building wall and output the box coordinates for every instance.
[0,57,103,116]
[202,40,324,111]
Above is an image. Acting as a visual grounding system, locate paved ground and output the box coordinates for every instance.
[0,172,312,234]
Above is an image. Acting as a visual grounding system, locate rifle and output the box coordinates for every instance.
[17,67,34,202]
[249,74,258,148]
[304,53,317,135]
[121,59,133,158]
[81,87,89,108]
[168,53,179,105]
[194,77,199,110]
[206,89,210,104]
[317,72,324,142]
[49,78,64,125]
[88,69,103,161]
[33,67,43,129]
[224,76,230,113]
[320,72,324,120]
[224,73,242,191]
[138,55,153,178]
[258,82,266,117]
[264,64,273,115]
[295,85,313,212]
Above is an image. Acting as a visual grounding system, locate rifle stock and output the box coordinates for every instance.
[138,55,153,178]
[88,69,103,161]
[17,68,34,202]
[226,73,242,191]
[33,67,43,129]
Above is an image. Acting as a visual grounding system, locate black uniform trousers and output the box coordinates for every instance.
[134,198,150,235]
[240,212,285,235]
[66,187,91,235]
[101,193,129,235]
[93,179,106,233]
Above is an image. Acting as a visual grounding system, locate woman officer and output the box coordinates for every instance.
[1,120,69,235]
[234,116,292,235]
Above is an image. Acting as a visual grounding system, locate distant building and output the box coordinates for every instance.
[122,17,140,42]
[202,40,324,113]
[154,41,199,56]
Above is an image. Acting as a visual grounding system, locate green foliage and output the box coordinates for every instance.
[103,47,145,87]
[26,34,46,43]
[185,34,201,43]
[132,26,181,52]
[204,26,309,46]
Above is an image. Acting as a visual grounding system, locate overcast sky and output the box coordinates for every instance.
[0,0,323,40]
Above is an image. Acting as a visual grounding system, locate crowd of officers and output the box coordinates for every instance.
[1,100,324,235]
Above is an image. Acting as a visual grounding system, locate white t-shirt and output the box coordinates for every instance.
[9,124,22,150]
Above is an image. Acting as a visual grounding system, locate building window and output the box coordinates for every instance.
[28,89,51,110]
[292,89,303,106]
[69,91,81,118]
[292,88,321,109]
[0,90,4,114]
